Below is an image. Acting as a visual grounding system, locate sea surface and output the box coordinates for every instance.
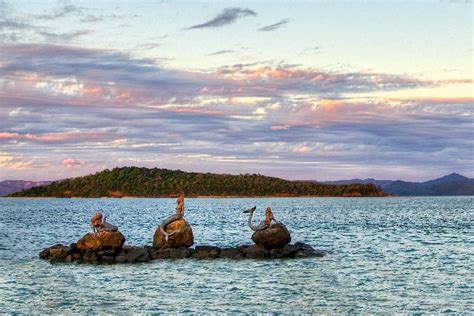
[0,197,472,313]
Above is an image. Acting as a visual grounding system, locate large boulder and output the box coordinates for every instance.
[153,219,194,249]
[251,223,291,249]
[76,231,125,252]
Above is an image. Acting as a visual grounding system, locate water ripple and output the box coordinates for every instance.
[0,197,473,313]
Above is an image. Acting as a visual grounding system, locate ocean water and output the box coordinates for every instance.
[0,197,472,313]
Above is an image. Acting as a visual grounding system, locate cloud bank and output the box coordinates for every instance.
[1,42,472,181]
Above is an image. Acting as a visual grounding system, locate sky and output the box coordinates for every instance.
[0,0,473,182]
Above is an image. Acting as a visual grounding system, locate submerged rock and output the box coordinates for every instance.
[251,223,291,249]
[76,231,125,252]
[152,219,194,249]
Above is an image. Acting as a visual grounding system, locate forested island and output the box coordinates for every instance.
[8,167,384,198]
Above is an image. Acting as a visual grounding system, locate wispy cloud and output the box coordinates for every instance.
[186,8,256,29]
[137,42,161,50]
[35,4,84,20]
[207,49,235,56]
[258,18,291,32]
[38,30,92,42]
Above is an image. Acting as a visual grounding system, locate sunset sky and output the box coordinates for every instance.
[0,0,472,181]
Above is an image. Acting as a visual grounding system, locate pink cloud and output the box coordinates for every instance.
[0,131,118,143]
[0,132,19,139]
[62,158,85,168]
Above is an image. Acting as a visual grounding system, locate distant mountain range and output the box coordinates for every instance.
[0,180,52,197]
[323,173,474,196]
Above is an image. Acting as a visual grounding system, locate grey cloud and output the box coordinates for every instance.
[187,8,256,29]
[38,30,92,42]
[258,18,291,32]
[35,4,84,20]
[138,42,161,50]
[80,14,103,23]
[0,19,34,30]
[207,50,234,56]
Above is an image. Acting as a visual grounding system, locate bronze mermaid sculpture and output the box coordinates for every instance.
[90,212,118,234]
[159,192,185,241]
[244,206,279,231]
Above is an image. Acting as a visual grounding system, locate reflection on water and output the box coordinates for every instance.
[0,197,472,313]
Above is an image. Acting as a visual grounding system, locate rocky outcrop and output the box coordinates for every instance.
[39,242,324,264]
[251,223,291,249]
[76,231,125,252]
[152,219,194,249]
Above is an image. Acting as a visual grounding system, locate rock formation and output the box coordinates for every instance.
[39,241,324,264]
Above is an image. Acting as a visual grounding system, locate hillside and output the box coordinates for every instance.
[324,173,474,196]
[8,167,383,198]
[383,173,474,196]
[0,180,52,197]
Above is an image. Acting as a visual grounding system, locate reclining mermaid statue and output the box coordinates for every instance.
[159,192,185,241]
[244,206,279,231]
[90,211,118,234]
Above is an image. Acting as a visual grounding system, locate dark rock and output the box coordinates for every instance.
[245,244,269,259]
[153,247,192,259]
[270,248,288,258]
[219,247,244,259]
[83,250,98,262]
[116,246,150,263]
[76,231,125,252]
[39,248,50,260]
[150,248,161,260]
[97,250,116,264]
[72,253,83,260]
[251,223,291,249]
[115,252,128,264]
[69,243,80,254]
[293,242,325,258]
[192,246,220,259]
[39,244,71,261]
[153,219,194,249]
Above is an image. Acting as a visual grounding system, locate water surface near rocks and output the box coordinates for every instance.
[0,197,472,313]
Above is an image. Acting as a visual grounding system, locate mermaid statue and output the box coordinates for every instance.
[244,206,279,231]
[243,206,291,249]
[159,192,185,241]
[90,212,118,234]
